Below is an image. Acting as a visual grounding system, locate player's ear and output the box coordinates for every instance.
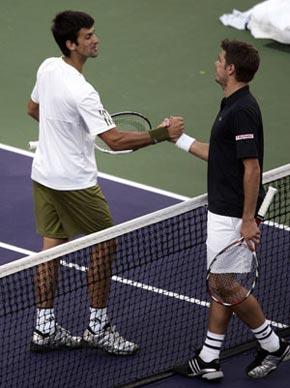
[66,40,77,52]
[227,63,235,76]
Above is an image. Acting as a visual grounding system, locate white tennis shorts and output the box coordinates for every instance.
[206,210,252,272]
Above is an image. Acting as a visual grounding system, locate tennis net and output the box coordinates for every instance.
[1,164,289,387]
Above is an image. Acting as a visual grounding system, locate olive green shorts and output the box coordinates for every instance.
[32,181,114,239]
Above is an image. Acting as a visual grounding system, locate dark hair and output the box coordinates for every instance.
[51,10,95,56]
[221,39,260,83]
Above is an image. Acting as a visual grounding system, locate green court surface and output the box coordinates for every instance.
[0,0,289,197]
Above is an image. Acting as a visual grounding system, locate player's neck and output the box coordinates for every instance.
[63,54,87,73]
[223,80,248,98]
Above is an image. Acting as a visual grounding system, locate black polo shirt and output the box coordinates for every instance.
[208,85,264,218]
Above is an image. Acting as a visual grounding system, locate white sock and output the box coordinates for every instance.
[36,308,55,334]
[89,307,109,332]
[252,320,280,352]
[199,331,225,362]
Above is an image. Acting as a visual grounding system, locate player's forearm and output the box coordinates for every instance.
[100,117,184,151]
[175,133,209,161]
[189,141,209,161]
[242,159,260,221]
[108,131,153,151]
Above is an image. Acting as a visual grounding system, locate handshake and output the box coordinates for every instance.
[158,116,195,152]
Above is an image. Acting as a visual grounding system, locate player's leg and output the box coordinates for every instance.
[30,182,81,351]
[86,239,113,334]
[35,237,65,308]
[59,185,139,355]
[175,301,230,380]
[175,212,243,379]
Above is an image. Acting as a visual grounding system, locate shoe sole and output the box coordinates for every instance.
[202,371,224,380]
[174,368,223,380]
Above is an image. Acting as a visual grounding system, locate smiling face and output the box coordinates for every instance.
[76,26,99,57]
[67,25,100,59]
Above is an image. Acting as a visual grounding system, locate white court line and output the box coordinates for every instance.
[0,142,190,201]
[1,241,208,308]
[0,242,35,256]
[1,242,288,329]
[60,259,210,308]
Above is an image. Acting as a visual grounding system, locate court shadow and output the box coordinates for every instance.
[264,41,290,54]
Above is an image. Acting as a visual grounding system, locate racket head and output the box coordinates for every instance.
[112,111,152,131]
[207,238,258,306]
[94,111,152,155]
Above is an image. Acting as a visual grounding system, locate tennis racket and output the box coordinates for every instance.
[28,111,152,155]
[207,186,278,306]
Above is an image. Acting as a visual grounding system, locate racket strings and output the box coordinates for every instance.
[95,112,151,153]
[208,273,252,305]
[113,117,149,132]
[208,242,258,305]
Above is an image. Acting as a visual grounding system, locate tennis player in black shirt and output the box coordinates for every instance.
[174,39,290,380]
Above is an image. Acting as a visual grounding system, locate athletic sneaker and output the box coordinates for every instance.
[82,324,139,355]
[246,339,290,378]
[174,354,224,380]
[30,324,82,352]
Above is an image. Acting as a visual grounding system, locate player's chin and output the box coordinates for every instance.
[215,76,221,84]
[89,48,99,58]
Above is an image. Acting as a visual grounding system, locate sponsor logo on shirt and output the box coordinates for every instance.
[235,134,254,141]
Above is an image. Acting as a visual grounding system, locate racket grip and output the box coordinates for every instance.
[28,141,39,150]
[257,186,278,221]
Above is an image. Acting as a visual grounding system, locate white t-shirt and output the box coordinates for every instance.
[31,57,115,190]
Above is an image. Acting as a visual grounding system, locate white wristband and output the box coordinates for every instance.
[175,134,196,152]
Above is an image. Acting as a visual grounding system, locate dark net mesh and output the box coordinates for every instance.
[1,167,289,387]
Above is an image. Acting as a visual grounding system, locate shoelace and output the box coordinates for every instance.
[102,326,123,341]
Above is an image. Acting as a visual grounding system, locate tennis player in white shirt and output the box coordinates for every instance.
[28,10,184,355]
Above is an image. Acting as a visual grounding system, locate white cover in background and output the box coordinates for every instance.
[220,0,290,44]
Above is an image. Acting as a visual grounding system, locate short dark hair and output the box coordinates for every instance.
[221,39,260,83]
[51,10,95,56]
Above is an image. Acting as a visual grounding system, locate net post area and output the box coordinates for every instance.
[1,164,289,387]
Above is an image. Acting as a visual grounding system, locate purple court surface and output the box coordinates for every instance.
[0,146,183,264]
[1,146,289,388]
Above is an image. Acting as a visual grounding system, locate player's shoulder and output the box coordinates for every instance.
[36,57,60,73]
[73,77,101,104]
[234,91,260,116]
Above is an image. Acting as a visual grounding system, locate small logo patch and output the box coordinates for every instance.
[235,134,254,141]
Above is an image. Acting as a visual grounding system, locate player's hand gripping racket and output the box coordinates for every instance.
[29,111,152,155]
[207,186,278,306]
